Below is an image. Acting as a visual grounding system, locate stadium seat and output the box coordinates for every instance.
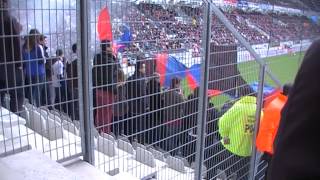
[136,147,156,168]
[117,139,134,155]
[149,148,165,162]
[101,133,116,144]
[24,103,64,141]
[96,136,117,157]
[166,156,186,173]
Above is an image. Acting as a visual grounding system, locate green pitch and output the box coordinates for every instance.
[181,52,304,109]
[238,52,304,86]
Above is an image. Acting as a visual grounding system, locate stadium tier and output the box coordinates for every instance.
[108,1,320,56]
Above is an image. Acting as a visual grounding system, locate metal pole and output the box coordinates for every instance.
[78,0,94,164]
[194,1,211,180]
[209,3,282,88]
[248,64,266,180]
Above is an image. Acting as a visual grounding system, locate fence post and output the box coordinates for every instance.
[194,1,212,179]
[77,0,94,164]
[248,64,266,180]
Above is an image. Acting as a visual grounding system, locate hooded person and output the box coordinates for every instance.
[0,0,24,112]
[267,39,320,179]
[126,57,147,142]
[93,40,120,133]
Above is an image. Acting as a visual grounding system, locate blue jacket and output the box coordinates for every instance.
[22,45,45,77]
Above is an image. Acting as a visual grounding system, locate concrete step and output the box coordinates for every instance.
[0,150,85,180]
[64,159,115,180]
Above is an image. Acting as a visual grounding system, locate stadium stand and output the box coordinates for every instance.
[110,2,320,52]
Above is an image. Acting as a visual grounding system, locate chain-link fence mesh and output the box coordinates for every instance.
[0,0,81,161]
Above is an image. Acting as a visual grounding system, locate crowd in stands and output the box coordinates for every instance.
[109,2,320,57]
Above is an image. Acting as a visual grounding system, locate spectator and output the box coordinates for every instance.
[39,34,49,58]
[112,69,128,136]
[185,87,200,134]
[255,83,292,179]
[267,39,320,179]
[127,59,147,143]
[163,77,184,155]
[146,72,163,145]
[182,87,199,162]
[93,40,120,133]
[217,96,258,179]
[22,29,45,107]
[45,56,54,109]
[39,34,50,106]
[0,0,24,112]
[66,43,79,120]
[52,49,67,112]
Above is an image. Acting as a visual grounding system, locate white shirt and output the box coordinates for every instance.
[52,58,64,88]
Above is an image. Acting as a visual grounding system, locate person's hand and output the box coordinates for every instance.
[223,137,230,145]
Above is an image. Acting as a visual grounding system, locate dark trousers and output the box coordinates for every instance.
[54,80,67,113]
[42,82,51,107]
[67,88,79,121]
[165,125,182,156]
[112,114,127,136]
[127,112,146,143]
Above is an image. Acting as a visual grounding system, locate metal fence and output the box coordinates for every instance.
[0,0,318,179]
[0,0,81,162]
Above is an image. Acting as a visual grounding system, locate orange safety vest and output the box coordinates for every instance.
[256,91,288,155]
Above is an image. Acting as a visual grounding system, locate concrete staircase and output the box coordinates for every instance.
[0,150,109,180]
[0,150,141,180]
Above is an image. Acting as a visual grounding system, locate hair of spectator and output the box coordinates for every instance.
[27,29,40,50]
[170,77,181,89]
[56,49,64,57]
[100,40,111,52]
[39,34,47,42]
[72,43,77,53]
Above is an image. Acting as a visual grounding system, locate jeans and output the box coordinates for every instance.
[25,75,45,107]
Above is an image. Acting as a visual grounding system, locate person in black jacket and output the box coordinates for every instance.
[163,77,184,155]
[66,43,79,120]
[93,40,120,133]
[112,69,128,136]
[127,59,147,143]
[267,39,320,180]
[0,0,24,113]
[146,72,163,146]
